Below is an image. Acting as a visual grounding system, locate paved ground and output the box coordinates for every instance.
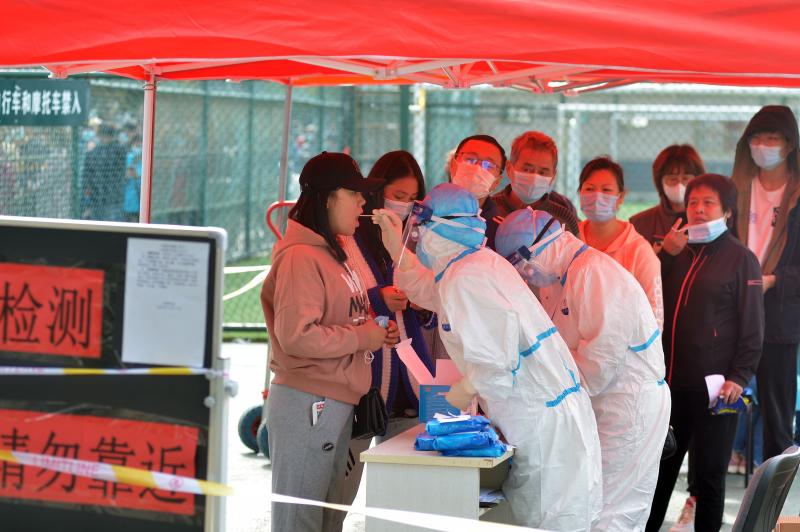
[222,341,800,531]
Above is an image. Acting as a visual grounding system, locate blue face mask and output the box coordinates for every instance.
[416,236,434,269]
[580,192,619,223]
[415,225,443,269]
[687,216,728,244]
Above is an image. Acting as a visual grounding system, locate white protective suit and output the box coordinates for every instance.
[395,243,603,531]
[510,219,671,532]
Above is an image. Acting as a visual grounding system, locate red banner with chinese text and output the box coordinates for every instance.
[0,409,199,515]
[0,263,104,358]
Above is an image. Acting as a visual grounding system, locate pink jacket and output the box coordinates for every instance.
[261,220,373,405]
[580,220,664,329]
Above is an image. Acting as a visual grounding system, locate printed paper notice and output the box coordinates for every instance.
[122,238,210,367]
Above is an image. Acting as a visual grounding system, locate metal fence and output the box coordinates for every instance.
[3,72,800,327]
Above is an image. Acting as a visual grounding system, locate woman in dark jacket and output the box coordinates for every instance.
[732,105,800,462]
[630,144,705,252]
[646,174,764,532]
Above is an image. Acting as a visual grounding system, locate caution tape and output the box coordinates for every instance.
[268,492,543,531]
[0,449,232,497]
[0,449,546,529]
[0,367,225,377]
[223,267,270,301]
[223,265,270,274]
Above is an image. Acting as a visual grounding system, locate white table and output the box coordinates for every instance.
[361,424,514,531]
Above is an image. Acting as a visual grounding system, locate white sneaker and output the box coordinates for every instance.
[668,496,696,532]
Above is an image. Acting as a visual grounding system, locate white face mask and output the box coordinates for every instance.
[687,216,728,244]
[663,183,686,205]
[750,143,786,170]
[383,198,413,220]
[452,162,496,199]
[511,170,552,204]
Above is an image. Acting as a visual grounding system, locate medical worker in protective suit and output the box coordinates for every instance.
[372,183,602,531]
[496,208,671,532]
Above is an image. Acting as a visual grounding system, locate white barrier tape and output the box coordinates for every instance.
[223,265,271,274]
[222,268,270,301]
[0,448,542,528]
[0,367,226,378]
[269,492,543,531]
[0,449,232,497]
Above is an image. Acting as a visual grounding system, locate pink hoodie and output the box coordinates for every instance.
[580,220,664,329]
[261,220,374,405]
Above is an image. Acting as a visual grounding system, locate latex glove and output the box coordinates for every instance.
[358,320,388,351]
[762,274,776,293]
[372,208,405,261]
[719,380,744,405]
[446,379,477,411]
[384,320,400,347]
[662,218,688,256]
[381,286,409,312]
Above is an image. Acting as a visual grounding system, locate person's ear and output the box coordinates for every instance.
[617,189,627,207]
[449,158,459,182]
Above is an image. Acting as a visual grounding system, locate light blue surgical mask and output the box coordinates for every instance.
[687,216,728,244]
[416,227,434,268]
[511,171,552,204]
[384,198,413,220]
[580,192,619,223]
[750,143,786,170]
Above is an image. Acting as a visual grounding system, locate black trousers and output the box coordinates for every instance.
[646,388,738,532]
[757,341,799,460]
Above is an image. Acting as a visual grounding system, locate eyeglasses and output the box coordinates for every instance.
[663,173,695,186]
[456,153,501,174]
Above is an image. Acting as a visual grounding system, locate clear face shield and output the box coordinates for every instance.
[396,202,432,267]
[505,217,563,285]
[396,201,484,267]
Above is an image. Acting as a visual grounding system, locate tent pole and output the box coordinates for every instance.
[278,82,293,205]
[276,82,294,233]
[139,73,157,223]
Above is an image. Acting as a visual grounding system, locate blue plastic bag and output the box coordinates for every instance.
[414,432,437,451]
[433,428,499,451]
[441,443,508,458]
[425,415,491,436]
[710,394,752,415]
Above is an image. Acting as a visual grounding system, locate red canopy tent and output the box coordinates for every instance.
[3,0,800,221]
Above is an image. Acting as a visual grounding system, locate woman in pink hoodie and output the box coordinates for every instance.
[261,152,399,532]
[578,156,664,329]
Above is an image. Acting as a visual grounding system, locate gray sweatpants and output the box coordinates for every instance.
[267,383,354,532]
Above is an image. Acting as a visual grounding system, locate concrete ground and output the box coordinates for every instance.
[222,341,800,531]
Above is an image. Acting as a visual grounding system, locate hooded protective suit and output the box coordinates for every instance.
[496,208,671,532]
[387,184,603,531]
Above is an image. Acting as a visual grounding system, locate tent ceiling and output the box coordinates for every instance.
[3,1,800,92]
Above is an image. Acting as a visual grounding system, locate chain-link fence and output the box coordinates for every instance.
[3,72,800,328]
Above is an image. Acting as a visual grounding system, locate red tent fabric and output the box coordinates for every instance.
[2,1,800,90]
